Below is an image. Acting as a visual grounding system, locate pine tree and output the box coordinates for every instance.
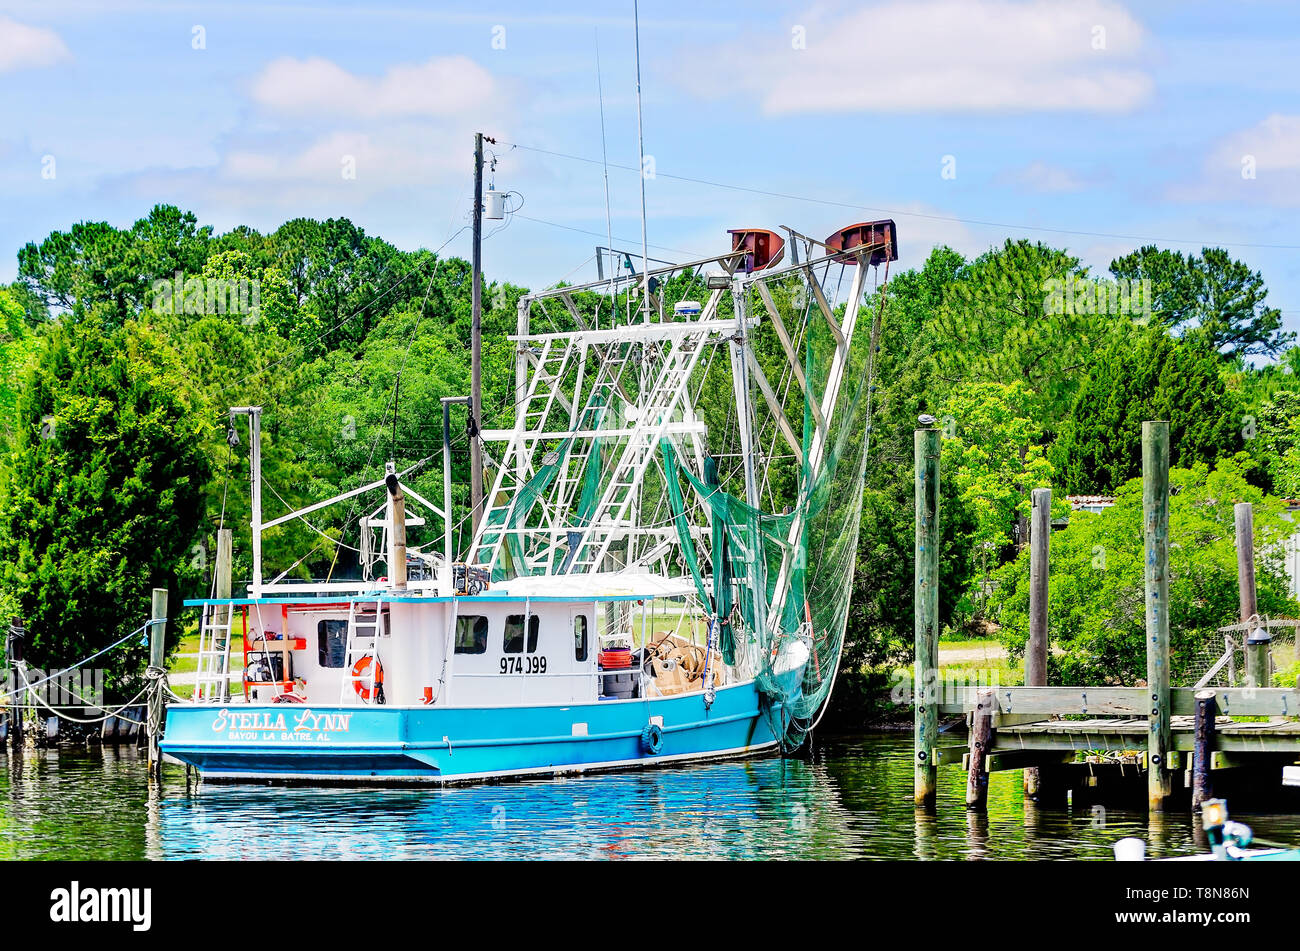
[0,312,210,693]
[1051,327,1243,494]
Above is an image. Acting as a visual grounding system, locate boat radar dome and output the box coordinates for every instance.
[674,300,702,317]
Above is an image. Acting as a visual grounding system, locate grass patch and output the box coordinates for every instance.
[167,681,245,701]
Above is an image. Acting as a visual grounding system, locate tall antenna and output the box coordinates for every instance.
[595,29,614,330]
[633,0,650,324]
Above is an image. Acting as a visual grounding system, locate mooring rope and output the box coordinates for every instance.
[0,621,152,704]
[13,664,150,725]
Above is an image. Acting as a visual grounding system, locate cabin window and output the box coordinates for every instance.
[455,615,489,655]
[503,614,540,654]
[574,615,589,662]
[317,620,348,668]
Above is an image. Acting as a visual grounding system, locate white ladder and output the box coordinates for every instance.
[479,340,633,574]
[194,602,234,702]
[551,353,628,515]
[340,600,385,704]
[473,339,584,573]
[564,338,704,574]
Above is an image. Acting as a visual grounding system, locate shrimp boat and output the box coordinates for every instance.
[160,220,896,784]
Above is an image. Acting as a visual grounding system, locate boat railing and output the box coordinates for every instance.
[453,663,730,700]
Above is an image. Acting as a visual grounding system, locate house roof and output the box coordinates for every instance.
[1066,495,1117,509]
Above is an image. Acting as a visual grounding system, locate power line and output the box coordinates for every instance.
[515,214,705,259]
[499,140,1300,252]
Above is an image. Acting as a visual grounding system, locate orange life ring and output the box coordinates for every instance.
[352,656,384,701]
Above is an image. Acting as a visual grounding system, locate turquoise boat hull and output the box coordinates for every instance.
[160,681,781,784]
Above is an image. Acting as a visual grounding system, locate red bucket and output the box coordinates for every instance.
[598,647,632,669]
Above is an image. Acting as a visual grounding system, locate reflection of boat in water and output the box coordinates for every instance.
[160,153,894,784]
[155,753,861,859]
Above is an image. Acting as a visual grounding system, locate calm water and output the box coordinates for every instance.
[3,734,1299,860]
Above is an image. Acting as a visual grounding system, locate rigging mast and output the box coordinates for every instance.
[470,131,485,538]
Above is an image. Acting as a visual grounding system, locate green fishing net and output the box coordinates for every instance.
[477,272,880,749]
[661,280,878,749]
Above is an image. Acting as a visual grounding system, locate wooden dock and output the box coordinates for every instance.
[912,419,1300,813]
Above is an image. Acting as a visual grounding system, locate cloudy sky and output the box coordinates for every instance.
[1,0,1298,339]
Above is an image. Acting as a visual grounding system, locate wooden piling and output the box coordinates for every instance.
[147,587,168,780]
[966,689,995,809]
[1143,421,1172,810]
[1236,503,1270,689]
[1025,488,1051,685]
[1191,689,1216,810]
[1024,487,1051,798]
[1234,502,1258,620]
[6,620,23,751]
[914,427,941,808]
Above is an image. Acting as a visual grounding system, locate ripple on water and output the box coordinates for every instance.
[4,736,1299,860]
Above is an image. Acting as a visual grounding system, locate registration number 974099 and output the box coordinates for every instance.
[500,656,548,674]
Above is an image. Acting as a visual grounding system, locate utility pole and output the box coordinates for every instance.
[470,132,493,539]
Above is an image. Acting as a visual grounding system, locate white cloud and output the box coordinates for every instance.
[158,54,520,211]
[221,125,478,196]
[677,0,1152,114]
[1211,114,1300,175]
[998,160,1098,193]
[251,54,501,119]
[0,16,70,72]
[1170,113,1300,207]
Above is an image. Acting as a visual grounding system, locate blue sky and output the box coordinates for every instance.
[2,0,1299,341]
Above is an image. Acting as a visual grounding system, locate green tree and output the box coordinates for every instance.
[198,248,296,339]
[933,239,1119,423]
[268,217,419,353]
[17,205,212,325]
[1247,389,1300,497]
[844,248,977,664]
[0,314,211,693]
[989,456,1297,685]
[1051,327,1243,494]
[0,286,38,459]
[938,380,1063,618]
[1110,246,1293,358]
